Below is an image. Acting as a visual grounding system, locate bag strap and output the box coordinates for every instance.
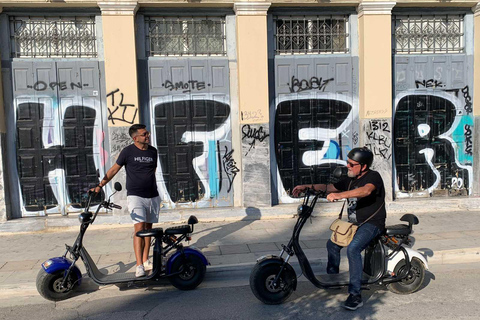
[337,179,385,225]
[358,201,385,227]
[338,180,352,219]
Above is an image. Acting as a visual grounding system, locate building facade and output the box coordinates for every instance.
[0,0,479,220]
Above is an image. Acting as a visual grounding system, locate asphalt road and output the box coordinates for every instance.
[1,263,479,320]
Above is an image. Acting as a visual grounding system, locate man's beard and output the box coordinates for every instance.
[347,170,357,178]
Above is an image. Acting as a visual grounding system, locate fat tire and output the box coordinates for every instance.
[36,268,77,301]
[168,254,206,290]
[388,257,426,295]
[250,263,294,305]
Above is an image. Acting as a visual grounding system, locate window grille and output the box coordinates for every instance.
[393,15,464,54]
[145,17,226,56]
[274,16,349,55]
[9,16,97,58]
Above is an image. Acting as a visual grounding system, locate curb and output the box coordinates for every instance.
[2,247,480,296]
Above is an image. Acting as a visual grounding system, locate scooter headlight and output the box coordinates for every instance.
[78,212,93,223]
[42,259,53,269]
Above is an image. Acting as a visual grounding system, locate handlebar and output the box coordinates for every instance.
[110,203,122,210]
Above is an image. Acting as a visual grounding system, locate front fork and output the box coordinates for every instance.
[272,245,294,289]
[61,245,79,289]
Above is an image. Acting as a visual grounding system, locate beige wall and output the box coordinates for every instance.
[474,4,480,116]
[101,14,139,127]
[359,13,393,119]
[236,14,269,124]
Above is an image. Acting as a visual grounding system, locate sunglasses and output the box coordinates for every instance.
[346,161,361,168]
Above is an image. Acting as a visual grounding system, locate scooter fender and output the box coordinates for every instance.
[255,255,297,291]
[387,246,429,273]
[166,247,210,274]
[41,257,82,285]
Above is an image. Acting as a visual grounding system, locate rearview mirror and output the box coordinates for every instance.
[333,166,348,179]
[114,182,122,192]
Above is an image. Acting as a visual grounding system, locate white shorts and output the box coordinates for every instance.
[127,195,160,224]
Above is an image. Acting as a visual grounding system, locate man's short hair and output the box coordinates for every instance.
[129,124,146,137]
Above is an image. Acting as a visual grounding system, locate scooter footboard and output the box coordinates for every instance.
[387,246,429,273]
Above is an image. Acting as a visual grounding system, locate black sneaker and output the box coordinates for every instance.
[343,294,363,311]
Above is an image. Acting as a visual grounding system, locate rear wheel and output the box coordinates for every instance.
[168,255,206,290]
[388,257,425,294]
[250,262,295,305]
[36,269,77,301]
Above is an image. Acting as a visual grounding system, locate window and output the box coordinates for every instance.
[10,16,97,58]
[275,16,349,55]
[146,17,226,56]
[394,15,464,54]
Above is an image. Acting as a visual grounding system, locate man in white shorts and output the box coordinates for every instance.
[92,124,160,277]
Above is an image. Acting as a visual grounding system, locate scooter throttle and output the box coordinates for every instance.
[110,203,122,210]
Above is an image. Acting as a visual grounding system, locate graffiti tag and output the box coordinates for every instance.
[242,124,269,156]
[464,124,473,156]
[107,89,137,125]
[288,76,334,93]
[461,86,473,114]
[27,81,89,91]
[162,80,208,93]
[365,120,391,160]
[222,146,239,193]
[241,109,264,122]
[415,79,445,89]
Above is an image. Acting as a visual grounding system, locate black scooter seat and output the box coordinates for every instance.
[165,225,191,235]
[385,224,411,236]
[136,228,163,238]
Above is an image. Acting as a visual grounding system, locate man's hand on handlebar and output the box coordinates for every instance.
[89,185,103,195]
[292,185,310,197]
[326,192,343,202]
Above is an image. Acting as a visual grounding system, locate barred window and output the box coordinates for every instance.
[275,16,349,55]
[146,17,226,56]
[394,15,464,54]
[9,16,97,58]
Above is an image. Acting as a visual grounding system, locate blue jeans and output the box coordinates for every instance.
[326,223,381,296]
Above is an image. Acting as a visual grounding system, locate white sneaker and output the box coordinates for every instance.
[143,259,153,271]
[135,265,146,277]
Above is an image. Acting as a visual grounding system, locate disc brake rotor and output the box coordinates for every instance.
[265,274,283,293]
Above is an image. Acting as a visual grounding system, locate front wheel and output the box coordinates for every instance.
[250,263,295,305]
[168,254,206,290]
[388,257,426,294]
[36,269,77,301]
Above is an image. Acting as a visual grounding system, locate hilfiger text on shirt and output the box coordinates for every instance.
[134,157,154,163]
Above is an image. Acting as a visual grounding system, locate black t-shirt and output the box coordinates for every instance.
[333,170,386,230]
[116,144,159,198]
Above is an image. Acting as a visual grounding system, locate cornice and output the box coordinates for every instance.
[474,2,480,17]
[234,2,271,16]
[357,1,396,17]
[98,1,138,16]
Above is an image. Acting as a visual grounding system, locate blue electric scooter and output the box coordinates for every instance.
[36,182,209,301]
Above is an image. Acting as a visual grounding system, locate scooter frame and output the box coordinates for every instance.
[38,184,209,299]
[251,189,428,302]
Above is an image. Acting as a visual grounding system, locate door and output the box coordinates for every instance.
[12,60,104,215]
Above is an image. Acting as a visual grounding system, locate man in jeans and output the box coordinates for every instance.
[292,147,386,310]
[92,124,160,278]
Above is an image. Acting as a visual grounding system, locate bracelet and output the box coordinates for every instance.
[97,184,103,188]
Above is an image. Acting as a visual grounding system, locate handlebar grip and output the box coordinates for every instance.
[110,203,122,210]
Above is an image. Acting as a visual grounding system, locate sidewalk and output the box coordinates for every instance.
[1,204,480,294]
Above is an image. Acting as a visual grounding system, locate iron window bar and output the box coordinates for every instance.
[9,16,97,58]
[393,14,464,54]
[145,16,227,57]
[274,15,350,55]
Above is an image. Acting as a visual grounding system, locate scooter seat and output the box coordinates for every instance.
[136,228,163,238]
[385,224,411,236]
[165,225,191,235]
